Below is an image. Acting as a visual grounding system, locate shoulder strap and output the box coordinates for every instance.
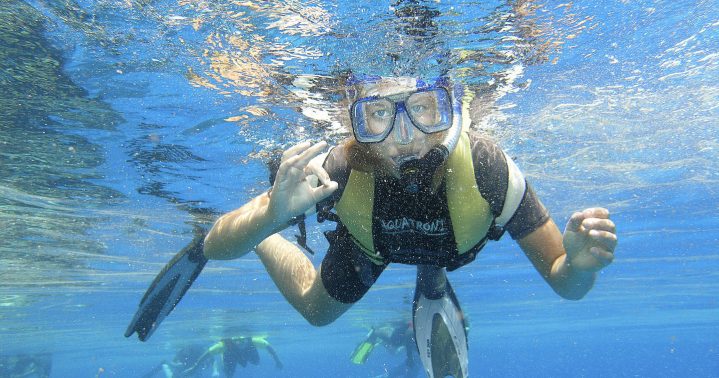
[495,151,526,228]
[445,132,493,253]
[335,170,377,257]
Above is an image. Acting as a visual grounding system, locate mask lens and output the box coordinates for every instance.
[352,98,396,142]
[406,88,452,132]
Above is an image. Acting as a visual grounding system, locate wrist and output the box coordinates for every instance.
[552,254,597,300]
[565,256,597,280]
[263,196,296,233]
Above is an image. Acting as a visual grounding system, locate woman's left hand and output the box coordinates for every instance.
[562,207,617,272]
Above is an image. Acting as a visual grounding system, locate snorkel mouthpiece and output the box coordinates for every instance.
[399,146,448,194]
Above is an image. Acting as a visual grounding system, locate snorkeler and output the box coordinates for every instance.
[0,353,52,378]
[126,74,617,377]
[351,319,419,377]
[183,336,283,377]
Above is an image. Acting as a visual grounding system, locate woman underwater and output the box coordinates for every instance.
[127,74,617,378]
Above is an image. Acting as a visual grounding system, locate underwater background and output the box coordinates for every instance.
[0,0,717,377]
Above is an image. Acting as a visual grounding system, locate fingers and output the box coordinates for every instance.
[275,158,303,183]
[314,168,332,186]
[306,160,332,186]
[589,246,615,266]
[588,229,618,252]
[565,211,585,233]
[564,207,617,271]
[304,148,332,185]
[582,217,615,232]
[580,214,617,253]
[582,207,610,219]
[282,141,328,172]
[281,141,312,162]
[276,141,328,183]
[583,212,617,252]
[311,180,338,201]
[566,207,612,234]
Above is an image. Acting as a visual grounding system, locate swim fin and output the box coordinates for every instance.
[125,228,208,341]
[413,268,469,378]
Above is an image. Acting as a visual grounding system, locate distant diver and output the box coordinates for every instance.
[184,336,283,377]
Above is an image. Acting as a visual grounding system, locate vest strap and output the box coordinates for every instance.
[445,133,493,253]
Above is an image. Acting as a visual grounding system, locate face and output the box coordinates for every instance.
[351,78,450,177]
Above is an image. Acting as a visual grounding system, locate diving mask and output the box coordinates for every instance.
[350,86,453,143]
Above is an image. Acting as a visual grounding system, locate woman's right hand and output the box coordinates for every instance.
[267,141,338,224]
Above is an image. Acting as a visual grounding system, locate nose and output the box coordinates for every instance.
[393,108,414,145]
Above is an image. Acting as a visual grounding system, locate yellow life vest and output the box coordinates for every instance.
[334,132,495,266]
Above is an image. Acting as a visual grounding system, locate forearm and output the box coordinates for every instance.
[255,234,319,313]
[519,219,596,300]
[203,192,286,260]
[256,234,351,326]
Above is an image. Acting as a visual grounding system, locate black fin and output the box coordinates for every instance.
[125,229,208,341]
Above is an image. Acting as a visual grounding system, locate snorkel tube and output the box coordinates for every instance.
[399,78,463,194]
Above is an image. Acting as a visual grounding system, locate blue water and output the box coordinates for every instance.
[1,0,717,377]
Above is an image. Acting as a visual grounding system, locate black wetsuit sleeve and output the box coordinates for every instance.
[320,226,386,303]
[469,133,549,240]
[504,183,550,240]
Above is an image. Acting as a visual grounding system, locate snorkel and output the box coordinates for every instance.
[397,77,463,194]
